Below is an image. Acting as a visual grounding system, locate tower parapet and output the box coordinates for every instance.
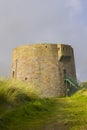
[57,44,73,61]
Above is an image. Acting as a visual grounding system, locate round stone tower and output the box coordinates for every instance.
[11,43,77,97]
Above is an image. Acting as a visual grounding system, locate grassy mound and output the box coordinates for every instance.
[0,79,55,130]
[0,79,38,105]
[0,79,87,130]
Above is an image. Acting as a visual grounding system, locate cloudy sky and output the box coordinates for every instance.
[0,0,87,81]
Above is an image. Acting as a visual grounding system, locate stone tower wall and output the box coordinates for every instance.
[11,43,76,97]
[57,44,76,78]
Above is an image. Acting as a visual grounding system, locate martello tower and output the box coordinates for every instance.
[11,44,77,97]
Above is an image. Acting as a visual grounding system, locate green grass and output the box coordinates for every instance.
[0,79,38,104]
[0,79,87,130]
[0,98,55,130]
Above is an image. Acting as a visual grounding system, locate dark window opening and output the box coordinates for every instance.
[25,77,28,80]
[63,69,66,76]
[12,71,15,78]
[63,47,64,51]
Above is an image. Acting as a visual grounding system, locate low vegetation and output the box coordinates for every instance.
[0,79,38,105]
[0,79,87,130]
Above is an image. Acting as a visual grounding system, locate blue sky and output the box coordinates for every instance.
[0,0,87,81]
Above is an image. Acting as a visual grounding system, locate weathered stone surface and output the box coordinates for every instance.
[11,43,76,97]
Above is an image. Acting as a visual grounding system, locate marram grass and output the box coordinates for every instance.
[0,78,38,104]
[0,79,87,130]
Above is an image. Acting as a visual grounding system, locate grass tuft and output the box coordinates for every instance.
[0,78,38,105]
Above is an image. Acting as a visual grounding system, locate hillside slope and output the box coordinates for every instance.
[0,79,87,130]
